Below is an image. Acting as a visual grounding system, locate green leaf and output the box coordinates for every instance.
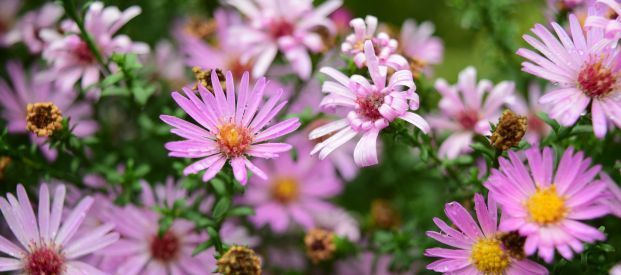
[100,73,124,87]
[101,86,129,97]
[210,178,227,195]
[212,197,231,220]
[228,206,255,217]
[192,239,214,256]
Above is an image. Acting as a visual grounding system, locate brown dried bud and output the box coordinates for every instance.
[0,156,11,180]
[26,102,63,137]
[304,228,336,263]
[499,231,527,260]
[371,199,401,229]
[490,110,527,151]
[184,17,218,41]
[192,67,226,92]
[216,245,262,275]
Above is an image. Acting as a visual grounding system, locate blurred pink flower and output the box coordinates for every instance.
[330,7,354,35]
[612,263,621,275]
[150,40,187,88]
[310,40,429,167]
[485,147,610,263]
[4,3,64,53]
[161,71,300,184]
[398,19,444,76]
[40,2,149,94]
[0,0,20,46]
[225,0,342,79]
[602,173,621,217]
[0,61,98,160]
[336,252,415,275]
[312,207,360,241]
[586,0,621,39]
[427,66,514,159]
[242,141,343,233]
[265,246,307,272]
[508,84,552,144]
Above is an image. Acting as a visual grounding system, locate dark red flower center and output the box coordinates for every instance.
[577,61,617,98]
[457,109,479,130]
[74,40,96,63]
[356,93,384,120]
[150,231,181,262]
[269,19,294,39]
[25,246,64,275]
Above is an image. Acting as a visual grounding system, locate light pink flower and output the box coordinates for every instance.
[0,61,98,160]
[336,252,416,275]
[4,3,64,53]
[0,184,119,274]
[485,147,610,263]
[160,70,300,184]
[399,19,444,76]
[40,1,149,94]
[312,207,360,242]
[508,83,552,144]
[518,13,621,139]
[585,0,621,39]
[612,263,621,275]
[602,172,621,217]
[0,0,20,46]
[225,0,342,79]
[329,7,353,35]
[341,15,408,70]
[150,40,187,88]
[427,66,514,159]
[309,40,429,167]
[241,140,343,233]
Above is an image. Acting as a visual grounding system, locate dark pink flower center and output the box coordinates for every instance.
[74,40,96,63]
[356,93,384,120]
[269,19,294,39]
[150,231,181,262]
[457,109,479,130]
[577,61,617,97]
[25,246,64,275]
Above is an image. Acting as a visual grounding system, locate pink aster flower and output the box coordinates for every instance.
[0,61,98,160]
[329,7,354,35]
[425,193,548,274]
[161,70,300,184]
[508,84,552,144]
[312,207,360,242]
[4,3,64,53]
[0,0,20,46]
[40,1,149,93]
[518,13,621,139]
[336,252,417,275]
[309,40,429,167]
[585,0,621,39]
[225,0,342,79]
[0,184,119,274]
[602,172,621,217]
[426,66,514,159]
[241,140,343,233]
[398,19,444,77]
[485,147,610,263]
[149,40,187,89]
[341,15,408,70]
[612,263,621,275]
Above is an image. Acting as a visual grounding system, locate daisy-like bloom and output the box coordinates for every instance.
[4,3,64,53]
[398,19,444,77]
[161,70,300,184]
[585,0,621,39]
[0,0,20,46]
[241,140,343,233]
[40,1,149,93]
[508,84,552,144]
[0,184,119,274]
[336,252,417,275]
[0,61,98,160]
[309,40,429,167]
[312,207,360,242]
[612,263,621,275]
[602,173,621,217]
[425,193,548,274]
[485,147,611,263]
[341,15,408,70]
[225,0,342,79]
[426,66,514,159]
[518,13,621,139]
[149,40,187,89]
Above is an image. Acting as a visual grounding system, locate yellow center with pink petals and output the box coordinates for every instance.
[526,185,567,225]
[471,238,510,275]
[271,177,299,204]
[216,123,253,157]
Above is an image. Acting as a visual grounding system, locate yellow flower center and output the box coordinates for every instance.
[216,123,252,157]
[271,177,299,204]
[471,238,510,275]
[526,185,567,225]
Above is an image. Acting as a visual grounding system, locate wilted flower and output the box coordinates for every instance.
[485,147,610,263]
[310,40,429,167]
[398,19,444,77]
[490,110,527,151]
[217,245,262,275]
[304,228,336,263]
[371,199,401,229]
[508,84,552,144]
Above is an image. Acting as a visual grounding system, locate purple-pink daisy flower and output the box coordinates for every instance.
[602,172,621,218]
[425,193,548,274]
[4,3,63,54]
[241,140,343,233]
[309,40,429,167]
[585,0,621,39]
[161,70,300,184]
[517,13,621,138]
[485,147,610,263]
[0,0,20,47]
[398,19,444,77]
[225,0,342,79]
[427,66,515,159]
[0,184,119,274]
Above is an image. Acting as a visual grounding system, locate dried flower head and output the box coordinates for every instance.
[217,245,262,275]
[192,66,225,92]
[0,156,11,180]
[491,110,527,151]
[371,199,401,229]
[304,228,336,263]
[499,231,527,260]
[26,102,63,137]
[184,17,218,40]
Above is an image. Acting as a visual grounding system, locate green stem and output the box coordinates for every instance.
[62,0,110,74]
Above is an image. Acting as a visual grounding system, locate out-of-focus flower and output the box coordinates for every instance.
[0,184,119,274]
[371,199,401,229]
[508,84,552,144]
[341,15,408,70]
[312,207,360,242]
[217,245,262,275]
[427,66,514,159]
[518,13,620,139]
[398,19,444,77]
[4,3,64,53]
[0,61,98,160]
[161,71,300,184]
[490,110,528,151]
[0,0,20,46]
[304,228,336,263]
[266,246,307,271]
[40,1,149,94]
[602,173,621,217]
[546,0,592,20]
[612,263,621,275]
[336,252,416,275]
[242,140,342,233]
[0,156,11,180]
[150,40,188,89]
[485,147,610,263]
[310,41,429,167]
[225,0,342,79]
[425,193,548,274]
[330,7,354,35]
[586,0,621,39]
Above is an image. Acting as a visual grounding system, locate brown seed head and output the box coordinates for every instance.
[217,245,262,275]
[304,228,336,264]
[26,102,63,137]
[490,110,527,151]
[371,199,401,229]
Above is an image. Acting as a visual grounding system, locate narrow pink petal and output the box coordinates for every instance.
[0,257,22,272]
[55,197,94,246]
[38,184,51,242]
[444,201,483,240]
[202,156,227,182]
[399,112,430,133]
[231,157,247,185]
[253,118,300,143]
[353,129,379,167]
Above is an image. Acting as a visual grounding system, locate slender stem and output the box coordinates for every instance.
[62,0,110,74]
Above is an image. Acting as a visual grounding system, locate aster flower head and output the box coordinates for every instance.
[336,252,416,275]
[425,193,548,274]
[485,147,610,263]
[518,13,621,139]
[4,3,64,53]
[613,263,621,275]
[341,15,408,70]
[585,0,621,40]
[0,0,20,46]
[310,40,430,167]
[398,19,444,77]
[161,70,300,185]
[0,184,119,274]
[427,66,515,159]
[40,1,149,93]
[225,0,342,79]
[602,172,621,218]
